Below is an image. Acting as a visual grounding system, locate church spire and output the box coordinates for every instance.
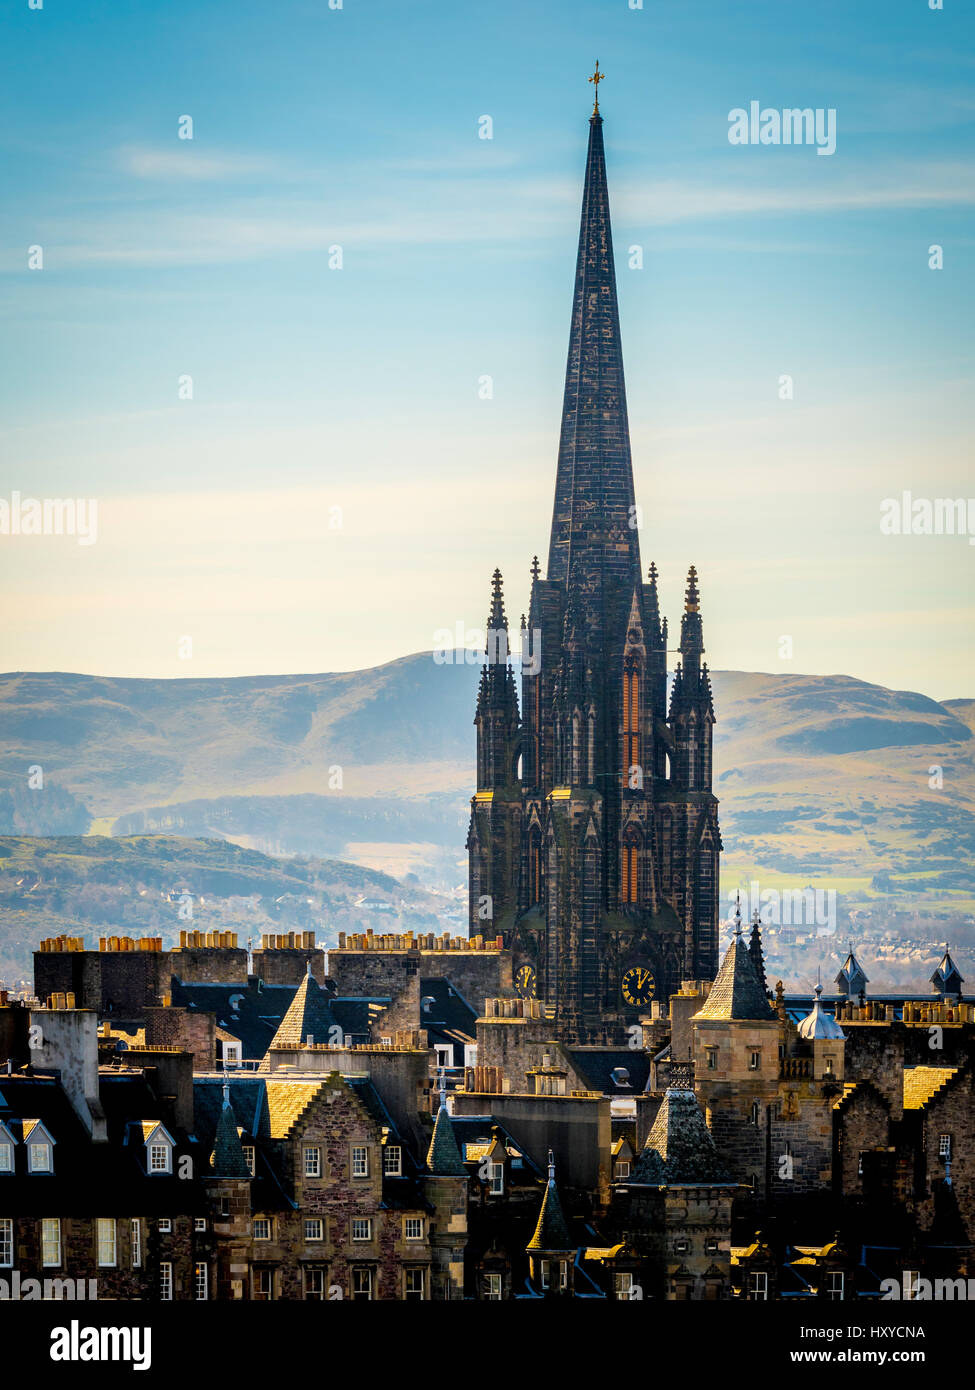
[546,97,639,605]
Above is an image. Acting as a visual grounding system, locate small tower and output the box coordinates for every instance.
[930,946,964,1000]
[526,1150,574,1297]
[835,944,869,999]
[424,1071,468,1300]
[205,1081,253,1301]
[796,984,846,1082]
[748,909,769,996]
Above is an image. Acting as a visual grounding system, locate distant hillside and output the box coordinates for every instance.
[0,659,973,904]
[0,835,446,989]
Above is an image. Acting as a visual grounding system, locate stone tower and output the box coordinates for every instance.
[468,96,721,1043]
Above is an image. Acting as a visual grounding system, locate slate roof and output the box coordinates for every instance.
[693,932,775,1022]
[211,1089,251,1178]
[420,978,477,1037]
[568,1049,651,1094]
[627,1082,735,1187]
[171,978,299,1060]
[426,1102,467,1177]
[266,971,338,1050]
[526,1164,573,1253]
[931,950,964,996]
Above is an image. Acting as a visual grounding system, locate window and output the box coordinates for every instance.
[904,1270,920,1301]
[149,1143,171,1174]
[939,1133,952,1160]
[252,1268,274,1301]
[434,1045,452,1070]
[304,1218,323,1243]
[0,1218,12,1267]
[749,1050,761,1071]
[195,1262,208,1301]
[304,1146,322,1179]
[488,1161,504,1195]
[351,1146,369,1178]
[131,1219,141,1268]
[621,844,639,904]
[351,1267,372,1301]
[404,1267,425,1301]
[622,668,640,791]
[751,1102,761,1125]
[383,1146,402,1177]
[0,1143,12,1173]
[158,1217,172,1233]
[404,1217,423,1241]
[352,1218,372,1242]
[827,1270,845,1301]
[705,1238,719,1255]
[706,1049,717,1071]
[484,1272,502,1301]
[304,1268,325,1300]
[97,1218,116,1267]
[160,1262,173,1301]
[540,1259,566,1290]
[42,1217,61,1267]
[29,1142,52,1174]
[195,1217,207,1233]
[223,1042,241,1069]
[242,1145,256,1176]
[674,1238,689,1255]
[748,1271,768,1301]
[614,1272,634,1300]
[253,1218,271,1241]
[615,1160,630,1180]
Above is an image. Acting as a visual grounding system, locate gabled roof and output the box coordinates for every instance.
[693,931,774,1022]
[931,949,964,996]
[836,948,868,997]
[627,1082,734,1187]
[903,1066,960,1111]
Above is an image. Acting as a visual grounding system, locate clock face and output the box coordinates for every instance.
[514,964,537,999]
[621,966,655,1008]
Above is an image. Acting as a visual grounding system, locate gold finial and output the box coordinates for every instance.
[588,60,605,116]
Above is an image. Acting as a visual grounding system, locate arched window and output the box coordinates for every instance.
[622,667,640,787]
[529,829,542,906]
[621,840,639,905]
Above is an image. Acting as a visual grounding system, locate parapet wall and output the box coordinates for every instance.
[328,931,511,1011]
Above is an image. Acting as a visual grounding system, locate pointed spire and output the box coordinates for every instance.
[267,969,335,1050]
[210,1083,251,1179]
[527,1149,572,1252]
[546,104,639,608]
[693,926,775,1022]
[930,945,964,998]
[426,1072,467,1178]
[835,945,868,999]
[628,1084,734,1186]
[797,985,846,1041]
[748,908,769,995]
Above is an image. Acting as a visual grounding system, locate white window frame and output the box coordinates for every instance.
[939,1133,952,1159]
[304,1267,325,1300]
[351,1146,369,1178]
[351,1266,372,1300]
[484,1271,502,1301]
[148,1142,171,1175]
[749,1050,761,1071]
[351,1218,372,1243]
[97,1217,116,1268]
[29,1141,52,1174]
[404,1267,425,1301]
[41,1217,61,1268]
[827,1269,845,1301]
[0,1218,12,1267]
[748,1270,768,1301]
[304,1218,323,1243]
[194,1217,207,1233]
[160,1261,173,1301]
[303,1146,322,1178]
[195,1261,208,1301]
[158,1217,172,1233]
[404,1217,423,1242]
[488,1161,504,1195]
[131,1218,142,1268]
[615,1159,630,1180]
[0,1142,12,1174]
[614,1271,633,1299]
[253,1268,274,1301]
[383,1145,402,1177]
[242,1145,256,1176]
[253,1217,271,1241]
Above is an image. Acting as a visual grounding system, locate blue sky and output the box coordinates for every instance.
[1,0,973,698]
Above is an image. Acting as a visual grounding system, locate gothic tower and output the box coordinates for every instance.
[467,85,721,1042]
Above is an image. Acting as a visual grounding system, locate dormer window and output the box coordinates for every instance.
[24,1121,55,1174]
[0,1121,15,1173]
[142,1122,176,1175]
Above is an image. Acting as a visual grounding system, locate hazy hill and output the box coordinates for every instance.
[0,658,972,902]
[0,835,445,988]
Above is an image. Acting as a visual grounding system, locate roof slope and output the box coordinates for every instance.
[693,931,775,1021]
[628,1083,734,1186]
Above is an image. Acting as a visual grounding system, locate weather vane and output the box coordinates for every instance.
[589,61,605,116]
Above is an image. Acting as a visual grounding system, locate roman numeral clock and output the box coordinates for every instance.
[620,964,655,1009]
